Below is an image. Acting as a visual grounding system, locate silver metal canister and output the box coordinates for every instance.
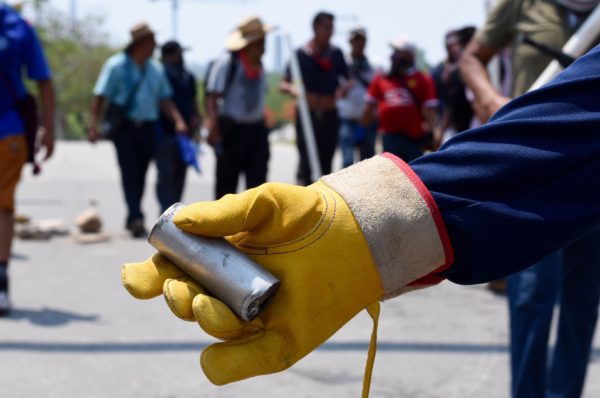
[148,203,280,321]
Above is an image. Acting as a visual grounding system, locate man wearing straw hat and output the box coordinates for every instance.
[460,1,600,396]
[205,16,273,199]
[88,22,187,238]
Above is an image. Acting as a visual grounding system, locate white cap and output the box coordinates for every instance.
[389,36,417,54]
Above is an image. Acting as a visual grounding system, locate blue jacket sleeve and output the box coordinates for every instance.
[410,45,600,285]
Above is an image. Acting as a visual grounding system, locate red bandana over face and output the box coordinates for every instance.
[308,41,333,72]
[238,49,262,80]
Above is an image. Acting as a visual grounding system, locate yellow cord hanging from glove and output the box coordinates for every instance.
[363,302,381,398]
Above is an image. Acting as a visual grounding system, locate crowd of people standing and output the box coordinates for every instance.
[85,10,474,237]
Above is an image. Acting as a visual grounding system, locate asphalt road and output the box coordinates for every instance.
[2,141,600,397]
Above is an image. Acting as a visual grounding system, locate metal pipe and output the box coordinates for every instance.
[286,33,322,182]
[148,203,280,321]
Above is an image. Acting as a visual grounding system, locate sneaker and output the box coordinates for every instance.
[0,291,11,316]
[126,219,147,239]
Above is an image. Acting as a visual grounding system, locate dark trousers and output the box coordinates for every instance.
[215,117,269,199]
[507,228,600,398]
[155,131,188,212]
[382,133,423,163]
[112,120,157,225]
[295,110,340,185]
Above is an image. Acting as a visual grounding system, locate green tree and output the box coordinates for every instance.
[34,7,117,139]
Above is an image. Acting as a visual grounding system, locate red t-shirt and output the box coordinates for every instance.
[366,70,438,139]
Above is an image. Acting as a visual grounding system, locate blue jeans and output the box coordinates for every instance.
[339,119,377,168]
[507,228,600,398]
[382,133,423,162]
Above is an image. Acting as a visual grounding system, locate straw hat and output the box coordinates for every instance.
[127,22,155,49]
[225,16,274,51]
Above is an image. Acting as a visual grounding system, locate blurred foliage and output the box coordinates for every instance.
[32,8,117,139]
[265,73,295,128]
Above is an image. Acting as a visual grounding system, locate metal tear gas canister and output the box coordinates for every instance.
[148,203,280,321]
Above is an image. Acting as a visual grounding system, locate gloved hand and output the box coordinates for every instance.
[122,154,452,386]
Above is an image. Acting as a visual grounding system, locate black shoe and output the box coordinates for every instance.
[126,219,147,238]
[0,291,10,316]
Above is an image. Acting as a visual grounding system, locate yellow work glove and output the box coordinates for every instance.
[122,154,452,389]
[124,180,383,382]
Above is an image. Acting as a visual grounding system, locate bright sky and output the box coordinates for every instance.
[34,0,490,70]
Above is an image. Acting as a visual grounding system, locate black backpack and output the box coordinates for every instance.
[202,52,238,110]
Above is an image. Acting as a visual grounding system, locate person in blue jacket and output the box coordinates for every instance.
[0,2,55,316]
[121,41,600,394]
[460,1,600,395]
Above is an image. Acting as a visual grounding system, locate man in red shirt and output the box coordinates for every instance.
[362,37,440,161]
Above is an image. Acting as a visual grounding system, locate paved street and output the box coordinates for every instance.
[2,141,600,397]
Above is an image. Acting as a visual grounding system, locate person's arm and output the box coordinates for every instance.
[158,66,186,134]
[360,74,381,126]
[88,56,119,143]
[37,79,55,160]
[279,80,298,97]
[414,44,600,285]
[419,74,442,150]
[360,102,376,127]
[22,19,54,157]
[160,99,187,134]
[459,0,515,123]
[204,93,221,146]
[423,106,441,150]
[459,38,510,123]
[202,56,231,147]
[189,75,202,132]
[88,95,104,143]
[279,59,298,97]
[334,49,351,99]
[336,79,354,99]
[439,108,451,135]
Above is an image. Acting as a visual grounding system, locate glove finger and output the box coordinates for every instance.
[201,330,288,385]
[173,187,266,237]
[163,277,206,321]
[192,294,263,341]
[173,183,323,245]
[122,253,186,299]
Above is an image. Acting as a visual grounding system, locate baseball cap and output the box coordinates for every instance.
[349,27,367,40]
[161,40,189,57]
